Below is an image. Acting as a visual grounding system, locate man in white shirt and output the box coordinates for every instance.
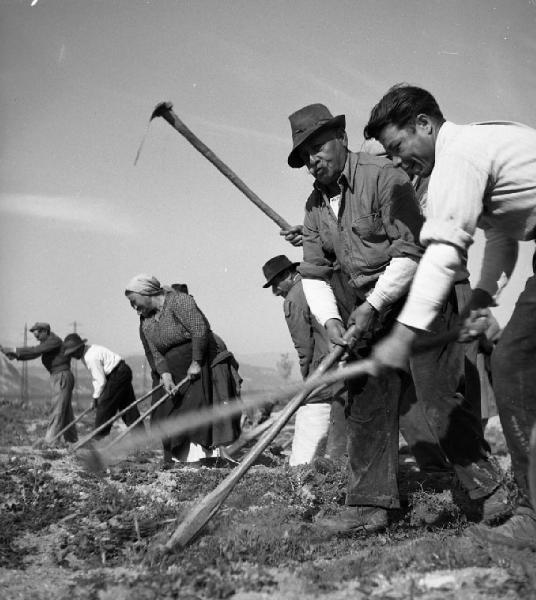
[364,83,536,549]
[62,333,143,440]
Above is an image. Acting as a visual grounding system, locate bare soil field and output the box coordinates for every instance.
[1,397,535,600]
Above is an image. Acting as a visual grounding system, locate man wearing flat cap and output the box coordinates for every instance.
[286,103,506,533]
[1,322,77,444]
[63,333,143,440]
[262,255,346,464]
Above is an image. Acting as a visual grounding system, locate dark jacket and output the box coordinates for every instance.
[283,274,329,379]
[15,331,71,374]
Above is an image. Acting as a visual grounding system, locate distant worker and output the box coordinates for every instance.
[262,255,346,464]
[1,322,77,444]
[62,333,144,440]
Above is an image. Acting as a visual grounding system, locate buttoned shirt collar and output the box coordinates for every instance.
[312,150,357,199]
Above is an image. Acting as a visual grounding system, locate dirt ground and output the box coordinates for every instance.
[1,397,535,600]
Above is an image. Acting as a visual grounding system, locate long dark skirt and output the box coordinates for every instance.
[151,341,213,456]
[211,350,242,446]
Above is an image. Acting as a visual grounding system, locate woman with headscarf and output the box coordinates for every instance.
[125,274,240,464]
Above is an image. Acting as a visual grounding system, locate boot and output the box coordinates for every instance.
[479,484,511,523]
[467,508,536,549]
[315,505,388,535]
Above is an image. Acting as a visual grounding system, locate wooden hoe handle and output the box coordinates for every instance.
[151,101,291,230]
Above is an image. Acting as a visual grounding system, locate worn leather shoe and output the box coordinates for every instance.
[479,484,512,523]
[467,509,536,549]
[315,505,388,535]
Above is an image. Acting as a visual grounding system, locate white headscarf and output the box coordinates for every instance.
[125,274,163,296]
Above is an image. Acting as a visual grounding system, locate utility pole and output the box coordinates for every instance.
[20,323,29,405]
[69,321,80,402]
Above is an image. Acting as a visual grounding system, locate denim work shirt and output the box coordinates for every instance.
[299,151,424,293]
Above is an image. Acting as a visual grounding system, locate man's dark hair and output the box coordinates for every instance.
[364,84,444,140]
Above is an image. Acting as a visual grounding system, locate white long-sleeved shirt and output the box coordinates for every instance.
[399,120,536,330]
[82,344,122,399]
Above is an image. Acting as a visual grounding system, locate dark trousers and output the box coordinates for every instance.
[325,390,348,460]
[94,362,143,438]
[403,283,502,500]
[492,260,536,511]
[334,274,501,508]
[45,370,77,443]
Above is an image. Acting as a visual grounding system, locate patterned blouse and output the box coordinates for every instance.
[141,291,211,374]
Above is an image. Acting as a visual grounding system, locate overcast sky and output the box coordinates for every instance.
[1,0,535,359]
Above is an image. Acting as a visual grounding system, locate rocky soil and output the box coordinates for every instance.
[1,398,535,600]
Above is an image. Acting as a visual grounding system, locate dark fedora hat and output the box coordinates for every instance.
[262,255,299,288]
[62,333,87,357]
[287,103,346,168]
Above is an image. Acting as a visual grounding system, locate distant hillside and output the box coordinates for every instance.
[236,351,296,373]
[1,353,288,402]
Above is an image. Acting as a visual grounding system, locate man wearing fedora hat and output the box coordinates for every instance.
[1,322,77,444]
[262,255,346,464]
[63,333,143,440]
[285,103,506,533]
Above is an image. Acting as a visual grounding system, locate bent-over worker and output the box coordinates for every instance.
[62,333,143,440]
[365,83,536,548]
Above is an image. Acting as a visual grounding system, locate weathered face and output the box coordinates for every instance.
[127,292,155,318]
[298,128,348,186]
[378,119,436,178]
[271,271,294,298]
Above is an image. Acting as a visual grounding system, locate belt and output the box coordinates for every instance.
[48,366,71,375]
[108,360,125,377]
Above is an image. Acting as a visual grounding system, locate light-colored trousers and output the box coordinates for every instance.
[289,403,332,466]
[45,370,77,443]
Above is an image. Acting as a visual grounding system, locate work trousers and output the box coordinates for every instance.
[401,283,502,500]
[492,255,536,512]
[94,362,143,439]
[334,277,502,508]
[325,391,348,460]
[45,370,77,443]
[289,403,331,466]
